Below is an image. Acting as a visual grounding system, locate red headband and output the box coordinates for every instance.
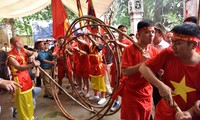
[172,33,200,42]
[138,26,154,34]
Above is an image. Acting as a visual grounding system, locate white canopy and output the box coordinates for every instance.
[0,0,114,18]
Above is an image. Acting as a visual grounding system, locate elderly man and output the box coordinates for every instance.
[153,22,170,52]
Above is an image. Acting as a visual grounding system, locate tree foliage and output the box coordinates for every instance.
[109,0,183,32]
[112,0,130,27]
[144,0,183,29]
[13,5,77,36]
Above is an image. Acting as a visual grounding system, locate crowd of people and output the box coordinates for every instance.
[0,16,200,120]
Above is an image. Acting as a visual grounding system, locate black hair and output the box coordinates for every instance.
[24,45,28,49]
[118,25,127,29]
[28,47,34,51]
[183,16,197,24]
[58,37,64,40]
[137,20,155,32]
[36,41,44,47]
[129,33,135,36]
[76,33,84,37]
[171,23,200,38]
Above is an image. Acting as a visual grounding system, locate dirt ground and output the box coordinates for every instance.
[0,79,120,120]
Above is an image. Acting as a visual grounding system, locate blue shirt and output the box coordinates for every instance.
[37,50,53,69]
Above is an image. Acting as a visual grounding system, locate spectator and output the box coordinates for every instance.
[0,49,10,80]
[37,41,55,99]
[2,43,11,52]
[153,22,170,52]
[164,31,173,45]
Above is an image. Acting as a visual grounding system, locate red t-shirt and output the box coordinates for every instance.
[121,44,158,98]
[74,43,90,78]
[110,39,132,87]
[145,48,200,120]
[121,38,133,45]
[120,44,158,119]
[53,46,65,66]
[53,46,73,78]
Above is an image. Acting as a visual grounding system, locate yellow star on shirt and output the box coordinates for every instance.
[170,76,196,103]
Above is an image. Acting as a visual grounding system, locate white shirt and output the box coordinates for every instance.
[155,39,170,52]
[1,46,11,52]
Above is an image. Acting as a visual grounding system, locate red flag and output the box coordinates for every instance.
[87,0,98,33]
[52,0,69,40]
[76,0,84,28]
[87,0,96,17]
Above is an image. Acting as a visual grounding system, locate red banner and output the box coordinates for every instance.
[52,0,69,40]
[87,0,98,34]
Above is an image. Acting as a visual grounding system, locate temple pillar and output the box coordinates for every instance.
[128,0,144,34]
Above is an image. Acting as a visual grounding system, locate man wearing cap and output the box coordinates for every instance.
[139,23,200,120]
[153,22,170,52]
[151,23,170,120]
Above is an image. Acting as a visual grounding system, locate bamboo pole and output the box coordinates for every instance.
[37,66,94,112]
[173,100,182,113]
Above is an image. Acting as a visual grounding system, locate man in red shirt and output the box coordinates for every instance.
[140,23,200,120]
[73,34,90,97]
[110,24,133,111]
[114,20,158,120]
[52,37,72,93]
[117,24,133,46]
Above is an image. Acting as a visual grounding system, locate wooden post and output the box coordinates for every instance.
[198,1,200,25]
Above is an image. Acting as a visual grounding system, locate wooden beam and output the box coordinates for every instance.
[198,0,200,25]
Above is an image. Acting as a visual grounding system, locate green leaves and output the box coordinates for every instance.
[110,0,183,32]
[13,5,76,36]
[144,0,183,29]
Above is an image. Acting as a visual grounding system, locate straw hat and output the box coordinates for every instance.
[154,22,167,34]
